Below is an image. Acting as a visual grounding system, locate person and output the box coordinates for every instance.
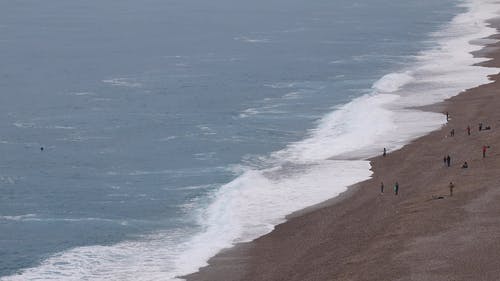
[467,125,471,135]
[446,111,449,121]
[449,182,454,197]
[482,145,490,158]
[479,123,483,131]
[450,129,455,137]
[380,182,384,193]
[40,147,44,151]
[443,156,447,166]
[394,182,399,195]
[461,161,468,168]
[383,147,386,157]
[446,155,451,167]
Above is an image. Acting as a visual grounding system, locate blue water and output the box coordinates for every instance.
[0,0,463,278]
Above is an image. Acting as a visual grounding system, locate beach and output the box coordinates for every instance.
[185,24,500,281]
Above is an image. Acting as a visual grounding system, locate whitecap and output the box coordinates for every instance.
[69,92,96,96]
[234,36,270,43]
[238,108,260,118]
[157,136,179,142]
[0,214,37,221]
[372,71,415,93]
[102,78,142,88]
[13,121,36,128]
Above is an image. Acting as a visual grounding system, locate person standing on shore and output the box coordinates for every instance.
[449,182,454,197]
[446,111,449,121]
[383,148,386,157]
[446,155,451,167]
[467,125,471,135]
[450,129,455,137]
[443,156,447,166]
[394,182,399,195]
[482,145,490,158]
[479,123,483,131]
[380,182,384,193]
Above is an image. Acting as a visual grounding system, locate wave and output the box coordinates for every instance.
[372,72,414,93]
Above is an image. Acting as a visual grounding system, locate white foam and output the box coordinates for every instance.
[282,91,302,99]
[102,78,142,88]
[51,125,76,130]
[276,93,397,161]
[5,1,500,280]
[58,134,111,142]
[193,152,216,161]
[196,125,216,135]
[263,82,296,89]
[157,136,179,142]
[238,108,260,118]
[173,160,371,277]
[168,184,214,191]
[0,214,37,221]
[12,121,75,130]
[69,92,96,96]
[2,231,192,281]
[13,121,35,128]
[0,175,23,185]
[239,104,286,118]
[234,36,270,43]
[372,72,414,93]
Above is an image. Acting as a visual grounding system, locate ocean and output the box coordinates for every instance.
[0,0,498,280]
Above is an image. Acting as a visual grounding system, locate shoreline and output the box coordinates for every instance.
[184,20,500,281]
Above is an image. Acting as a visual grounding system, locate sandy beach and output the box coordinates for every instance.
[185,22,500,281]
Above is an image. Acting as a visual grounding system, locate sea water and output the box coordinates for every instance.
[0,0,498,280]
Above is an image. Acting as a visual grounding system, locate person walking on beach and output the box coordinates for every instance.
[446,111,449,122]
[467,125,471,135]
[383,147,386,157]
[380,182,384,193]
[449,182,454,197]
[479,123,483,131]
[446,155,451,167]
[443,156,447,166]
[394,182,399,196]
[450,129,455,137]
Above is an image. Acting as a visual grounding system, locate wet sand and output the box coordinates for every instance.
[185,26,500,281]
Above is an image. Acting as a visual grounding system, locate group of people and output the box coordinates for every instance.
[446,121,492,167]
[379,112,492,198]
[443,113,492,196]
